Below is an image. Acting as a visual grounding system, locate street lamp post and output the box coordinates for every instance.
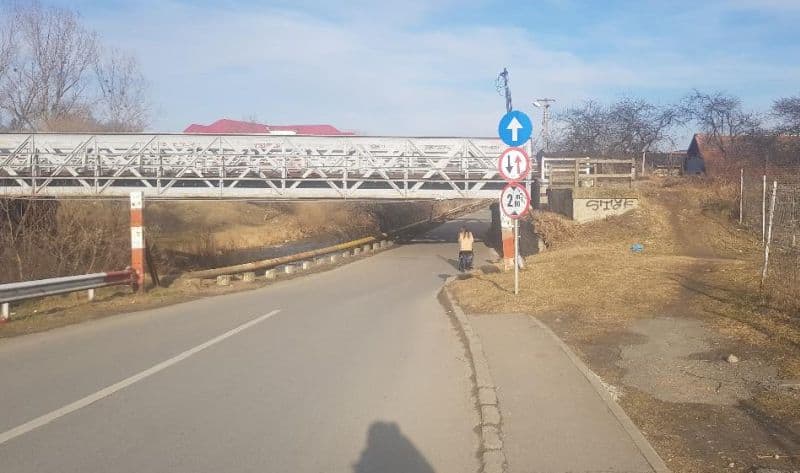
[532,98,556,153]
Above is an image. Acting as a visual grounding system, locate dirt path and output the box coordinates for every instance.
[451,179,800,472]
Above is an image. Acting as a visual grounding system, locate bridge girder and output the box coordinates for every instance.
[0,134,527,200]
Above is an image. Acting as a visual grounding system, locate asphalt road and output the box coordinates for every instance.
[0,211,493,473]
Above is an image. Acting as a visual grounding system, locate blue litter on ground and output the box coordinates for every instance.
[630,243,644,253]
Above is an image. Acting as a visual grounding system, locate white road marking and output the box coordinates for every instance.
[0,309,281,446]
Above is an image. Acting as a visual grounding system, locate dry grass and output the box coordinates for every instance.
[454,177,794,353]
[451,176,800,472]
[146,200,462,272]
[572,185,641,199]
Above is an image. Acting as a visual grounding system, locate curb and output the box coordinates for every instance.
[525,315,671,473]
[442,283,507,473]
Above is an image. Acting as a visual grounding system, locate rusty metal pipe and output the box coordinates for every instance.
[185,200,490,280]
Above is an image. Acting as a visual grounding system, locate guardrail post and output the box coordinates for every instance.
[130,191,145,291]
[87,288,95,301]
[1,303,9,322]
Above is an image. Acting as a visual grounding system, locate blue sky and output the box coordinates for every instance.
[51,0,800,144]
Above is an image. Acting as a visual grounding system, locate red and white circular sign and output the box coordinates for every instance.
[497,147,531,182]
[500,182,531,219]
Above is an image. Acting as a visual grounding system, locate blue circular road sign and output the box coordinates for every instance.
[497,110,533,147]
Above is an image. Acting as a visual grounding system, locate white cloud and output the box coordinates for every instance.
[72,0,800,137]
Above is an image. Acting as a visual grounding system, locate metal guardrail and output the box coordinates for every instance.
[0,201,489,321]
[0,269,136,321]
[186,200,491,279]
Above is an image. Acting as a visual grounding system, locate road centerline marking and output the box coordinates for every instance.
[0,309,281,446]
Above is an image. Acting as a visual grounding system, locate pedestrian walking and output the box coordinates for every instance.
[457,227,474,272]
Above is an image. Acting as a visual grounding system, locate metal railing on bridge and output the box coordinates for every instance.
[0,134,518,200]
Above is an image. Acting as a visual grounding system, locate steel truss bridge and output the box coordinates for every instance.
[0,134,524,200]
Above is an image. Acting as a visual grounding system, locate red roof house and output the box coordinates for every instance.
[184,119,354,135]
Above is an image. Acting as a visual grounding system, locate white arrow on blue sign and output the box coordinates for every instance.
[497,110,533,147]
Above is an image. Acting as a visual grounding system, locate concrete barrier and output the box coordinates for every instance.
[372,242,381,251]
[362,244,371,253]
[284,265,295,275]
[242,272,256,283]
[548,188,639,223]
[301,261,313,270]
[574,198,638,223]
[329,254,339,263]
[353,248,362,255]
[341,251,351,258]
[216,275,231,286]
[264,269,277,280]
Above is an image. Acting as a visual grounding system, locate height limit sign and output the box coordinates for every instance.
[500,182,531,219]
[497,110,532,295]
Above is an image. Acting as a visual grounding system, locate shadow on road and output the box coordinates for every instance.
[353,421,435,473]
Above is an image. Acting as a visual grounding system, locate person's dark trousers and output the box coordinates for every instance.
[458,251,474,272]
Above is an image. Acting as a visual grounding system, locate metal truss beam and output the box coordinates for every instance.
[0,133,521,200]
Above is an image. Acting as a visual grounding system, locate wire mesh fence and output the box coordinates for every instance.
[739,167,800,310]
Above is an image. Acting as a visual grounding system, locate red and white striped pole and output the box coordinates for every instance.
[501,212,514,270]
[130,191,145,292]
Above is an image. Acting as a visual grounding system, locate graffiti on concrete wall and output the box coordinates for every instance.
[585,199,637,212]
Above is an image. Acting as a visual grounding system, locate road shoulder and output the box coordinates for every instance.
[444,284,668,473]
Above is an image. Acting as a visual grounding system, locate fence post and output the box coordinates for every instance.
[761,180,778,287]
[573,159,579,188]
[762,175,767,244]
[130,191,145,292]
[630,158,635,188]
[641,151,646,177]
[739,168,743,225]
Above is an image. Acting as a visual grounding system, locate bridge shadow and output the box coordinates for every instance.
[353,421,436,473]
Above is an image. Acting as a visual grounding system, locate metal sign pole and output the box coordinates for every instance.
[514,218,519,295]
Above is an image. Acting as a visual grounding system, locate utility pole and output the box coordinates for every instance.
[532,98,556,153]
[497,68,512,113]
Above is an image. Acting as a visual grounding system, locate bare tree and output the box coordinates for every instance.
[0,10,13,85]
[608,97,677,154]
[0,9,14,130]
[679,90,761,156]
[773,95,800,134]
[0,2,100,130]
[95,48,149,131]
[556,100,610,154]
[554,98,677,155]
[0,2,148,132]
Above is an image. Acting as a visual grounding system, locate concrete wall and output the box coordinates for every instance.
[573,198,638,223]
[547,188,574,219]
